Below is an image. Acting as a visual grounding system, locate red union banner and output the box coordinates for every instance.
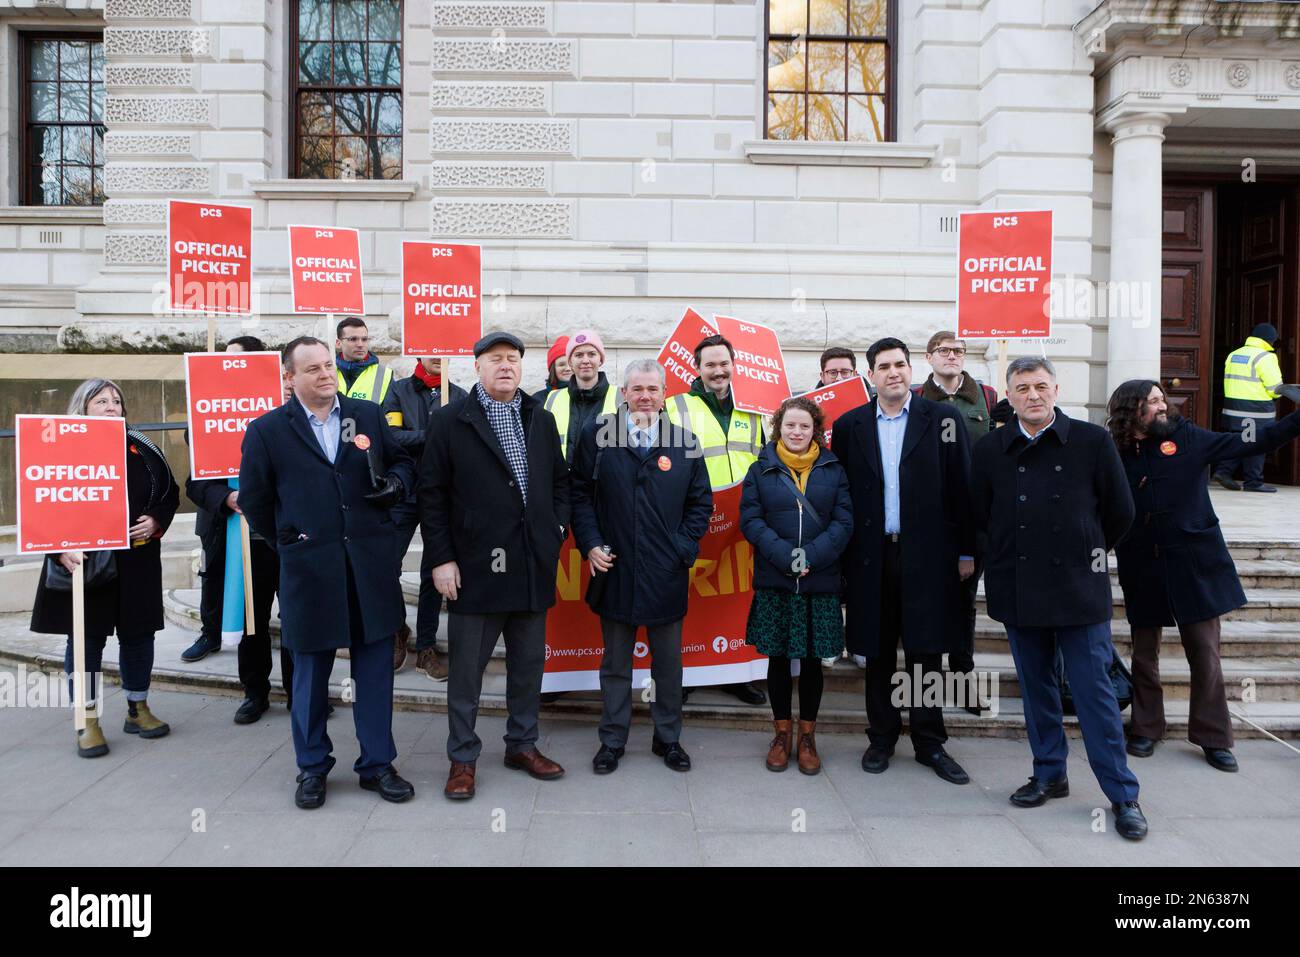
[15,415,130,555]
[401,242,481,357]
[957,209,1053,339]
[167,200,253,315]
[656,307,717,398]
[712,315,791,417]
[542,485,766,691]
[185,352,284,479]
[801,375,870,447]
[287,225,364,316]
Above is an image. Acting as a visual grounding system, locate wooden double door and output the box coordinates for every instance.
[1161,178,1300,485]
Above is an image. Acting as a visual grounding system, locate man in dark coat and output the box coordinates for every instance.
[831,337,976,785]
[239,336,417,810]
[381,356,468,678]
[570,359,713,774]
[1108,379,1300,772]
[970,357,1147,840]
[419,332,571,801]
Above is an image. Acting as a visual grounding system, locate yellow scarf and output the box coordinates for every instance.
[776,441,820,492]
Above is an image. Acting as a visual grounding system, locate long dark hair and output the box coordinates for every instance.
[1106,379,1169,451]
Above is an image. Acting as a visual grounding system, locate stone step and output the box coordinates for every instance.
[973,615,1300,658]
[975,584,1300,623]
[161,590,1300,704]
[5,632,1298,740]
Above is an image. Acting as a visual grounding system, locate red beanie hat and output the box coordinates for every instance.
[546,336,569,370]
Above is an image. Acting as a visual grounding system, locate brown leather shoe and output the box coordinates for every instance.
[444,761,476,800]
[504,748,565,781]
[766,719,792,772]
[797,720,821,775]
[415,647,448,680]
[393,625,411,672]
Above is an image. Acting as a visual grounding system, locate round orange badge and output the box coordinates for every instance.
[354,434,371,450]
[657,455,672,471]
[1159,440,1177,456]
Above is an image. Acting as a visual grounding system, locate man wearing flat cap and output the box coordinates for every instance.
[419,331,572,800]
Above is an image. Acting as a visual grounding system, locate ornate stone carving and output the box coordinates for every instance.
[1225,62,1252,87]
[104,0,194,20]
[429,119,573,154]
[104,163,212,193]
[106,95,213,127]
[430,199,572,237]
[430,162,547,192]
[431,3,550,32]
[105,64,197,88]
[1167,60,1192,87]
[1284,63,1300,90]
[430,39,573,75]
[430,81,548,112]
[104,232,167,265]
[104,132,196,156]
[104,28,212,58]
[103,200,168,225]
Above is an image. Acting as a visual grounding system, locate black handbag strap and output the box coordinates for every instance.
[776,470,823,530]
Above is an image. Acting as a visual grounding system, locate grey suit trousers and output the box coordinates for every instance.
[446,610,545,764]
[599,617,684,750]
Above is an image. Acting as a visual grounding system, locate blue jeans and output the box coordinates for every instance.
[64,631,155,703]
[1005,621,1139,804]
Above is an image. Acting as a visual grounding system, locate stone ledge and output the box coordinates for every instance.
[743,140,938,167]
[0,207,104,226]
[248,179,420,200]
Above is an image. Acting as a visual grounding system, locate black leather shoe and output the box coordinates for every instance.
[233,697,269,725]
[916,748,970,785]
[1243,483,1277,493]
[721,682,767,706]
[294,772,327,809]
[1112,800,1148,840]
[1126,735,1156,758]
[592,744,624,774]
[1212,472,1242,491]
[360,766,415,803]
[651,736,691,771]
[180,634,221,663]
[860,745,893,774]
[1009,776,1070,808]
[1203,747,1239,772]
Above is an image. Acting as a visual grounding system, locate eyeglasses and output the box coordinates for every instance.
[932,347,966,358]
[821,368,857,381]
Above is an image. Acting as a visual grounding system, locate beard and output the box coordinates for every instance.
[1145,414,1179,439]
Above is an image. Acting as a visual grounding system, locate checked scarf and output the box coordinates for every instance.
[475,383,529,505]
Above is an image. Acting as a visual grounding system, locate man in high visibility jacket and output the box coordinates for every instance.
[1213,323,1285,493]
[666,333,767,706]
[543,329,618,463]
[335,317,394,404]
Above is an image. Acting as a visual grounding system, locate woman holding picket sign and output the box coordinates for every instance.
[30,378,180,758]
[740,396,853,775]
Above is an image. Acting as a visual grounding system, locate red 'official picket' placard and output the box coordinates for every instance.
[656,308,717,398]
[167,199,253,315]
[801,375,869,447]
[712,316,791,417]
[957,209,1053,339]
[15,415,130,556]
[185,352,285,479]
[287,225,365,316]
[401,242,481,357]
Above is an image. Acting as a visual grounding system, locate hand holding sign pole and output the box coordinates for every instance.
[957,210,1053,396]
[15,415,130,731]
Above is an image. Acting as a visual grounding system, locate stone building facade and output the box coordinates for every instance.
[1,0,1298,457]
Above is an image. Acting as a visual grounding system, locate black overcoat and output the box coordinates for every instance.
[238,396,415,653]
[969,410,1134,628]
[830,395,975,657]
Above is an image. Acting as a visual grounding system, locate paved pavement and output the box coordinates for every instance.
[0,666,1296,866]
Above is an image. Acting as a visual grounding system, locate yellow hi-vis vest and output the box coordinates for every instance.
[1222,336,1283,419]
[543,384,618,458]
[665,391,763,490]
[337,361,393,404]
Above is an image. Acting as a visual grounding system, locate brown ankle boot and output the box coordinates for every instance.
[766,719,792,772]
[797,720,820,775]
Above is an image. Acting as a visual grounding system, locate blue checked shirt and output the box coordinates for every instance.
[876,395,910,535]
[299,395,341,463]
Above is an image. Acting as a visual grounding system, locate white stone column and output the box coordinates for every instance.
[1105,111,1170,398]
